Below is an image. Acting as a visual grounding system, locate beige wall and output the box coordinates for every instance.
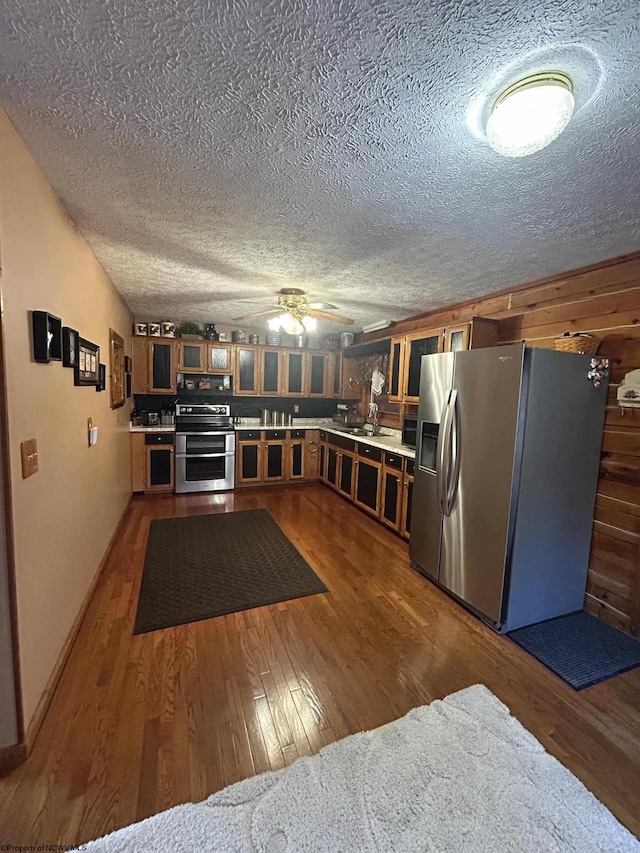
[0,110,133,729]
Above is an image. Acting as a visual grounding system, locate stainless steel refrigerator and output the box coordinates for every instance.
[409,343,608,633]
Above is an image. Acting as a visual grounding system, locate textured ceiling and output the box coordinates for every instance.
[1,0,640,331]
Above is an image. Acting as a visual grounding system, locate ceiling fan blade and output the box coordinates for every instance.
[309,301,338,310]
[232,308,279,321]
[307,309,354,325]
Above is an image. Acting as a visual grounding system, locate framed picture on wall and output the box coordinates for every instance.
[74,338,100,386]
[96,363,106,392]
[126,372,132,399]
[109,329,125,409]
[62,327,79,368]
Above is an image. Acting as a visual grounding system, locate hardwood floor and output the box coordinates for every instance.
[1,483,639,847]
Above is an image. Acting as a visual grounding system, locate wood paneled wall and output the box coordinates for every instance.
[361,252,640,635]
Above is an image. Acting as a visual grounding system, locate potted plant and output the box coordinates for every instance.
[177,321,204,340]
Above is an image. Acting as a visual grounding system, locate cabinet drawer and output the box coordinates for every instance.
[290,429,306,439]
[144,433,174,445]
[268,430,287,440]
[406,458,415,476]
[384,451,404,471]
[357,443,382,462]
[238,430,262,441]
[329,434,356,452]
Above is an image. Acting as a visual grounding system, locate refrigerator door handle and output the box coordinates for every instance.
[437,391,455,514]
[445,389,460,516]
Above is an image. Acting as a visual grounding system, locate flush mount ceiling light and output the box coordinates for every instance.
[486,71,575,157]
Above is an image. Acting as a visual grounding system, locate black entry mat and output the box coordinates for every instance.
[134,509,327,634]
[509,610,640,690]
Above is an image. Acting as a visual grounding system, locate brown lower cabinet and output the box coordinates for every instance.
[131,432,175,493]
[236,430,321,485]
[320,432,414,537]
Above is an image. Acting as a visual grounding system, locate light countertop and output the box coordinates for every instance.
[129,422,416,459]
[130,426,176,433]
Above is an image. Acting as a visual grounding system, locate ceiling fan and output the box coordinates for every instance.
[233,288,354,335]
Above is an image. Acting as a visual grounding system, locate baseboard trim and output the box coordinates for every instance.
[0,741,28,776]
[24,497,132,752]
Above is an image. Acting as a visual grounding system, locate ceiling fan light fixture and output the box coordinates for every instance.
[486,71,574,157]
[279,312,304,336]
[302,316,317,332]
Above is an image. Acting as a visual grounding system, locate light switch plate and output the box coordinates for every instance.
[20,439,38,478]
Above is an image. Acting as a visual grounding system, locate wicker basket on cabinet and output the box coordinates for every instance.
[554,333,600,355]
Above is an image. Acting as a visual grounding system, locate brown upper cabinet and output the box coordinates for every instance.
[207,342,235,374]
[259,348,284,395]
[283,350,305,396]
[178,340,235,375]
[388,318,498,403]
[132,336,177,394]
[235,346,260,395]
[403,329,444,403]
[177,340,206,373]
[306,352,330,397]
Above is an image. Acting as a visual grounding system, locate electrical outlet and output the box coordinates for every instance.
[293,404,300,414]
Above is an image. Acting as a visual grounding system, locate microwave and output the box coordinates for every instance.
[402,414,418,448]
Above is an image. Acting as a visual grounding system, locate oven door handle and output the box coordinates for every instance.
[175,451,236,459]
[176,431,234,436]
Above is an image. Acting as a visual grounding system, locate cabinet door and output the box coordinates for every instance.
[354,458,381,515]
[260,349,283,395]
[444,326,470,353]
[338,450,355,499]
[320,442,327,482]
[131,433,146,492]
[401,475,414,539]
[330,352,342,398]
[284,351,305,396]
[381,468,402,530]
[207,343,235,374]
[388,337,405,402]
[132,336,149,394]
[263,441,286,481]
[237,442,262,483]
[235,347,259,395]
[305,433,320,479]
[307,352,329,396]
[146,446,174,491]
[288,440,305,480]
[178,341,206,372]
[148,340,177,393]
[326,446,339,488]
[404,330,443,402]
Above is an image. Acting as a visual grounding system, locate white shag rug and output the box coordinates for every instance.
[78,684,639,852]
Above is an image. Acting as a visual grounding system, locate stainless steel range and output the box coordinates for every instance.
[175,403,235,493]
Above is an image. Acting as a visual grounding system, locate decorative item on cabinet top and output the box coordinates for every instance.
[177,321,204,339]
[554,332,599,355]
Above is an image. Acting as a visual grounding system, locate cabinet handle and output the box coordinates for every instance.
[308,441,318,453]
